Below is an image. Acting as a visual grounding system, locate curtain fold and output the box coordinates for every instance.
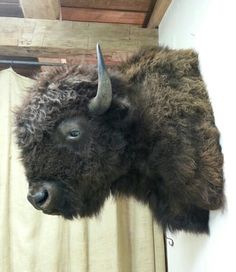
[0,68,165,272]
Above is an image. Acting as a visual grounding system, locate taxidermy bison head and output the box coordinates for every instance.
[15,44,224,234]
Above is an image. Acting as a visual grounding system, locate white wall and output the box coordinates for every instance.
[159,1,236,271]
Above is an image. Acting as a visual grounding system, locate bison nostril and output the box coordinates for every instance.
[35,190,48,205]
[28,190,49,208]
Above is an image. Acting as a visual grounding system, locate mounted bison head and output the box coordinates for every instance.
[15,45,224,233]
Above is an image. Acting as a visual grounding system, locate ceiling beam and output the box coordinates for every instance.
[147,0,172,28]
[61,7,146,25]
[60,0,153,12]
[0,17,158,58]
[19,0,60,19]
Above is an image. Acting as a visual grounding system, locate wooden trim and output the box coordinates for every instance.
[61,7,146,25]
[142,0,158,27]
[0,17,158,58]
[19,0,61,19]
[147,0,172,28]
[60,0,153,12]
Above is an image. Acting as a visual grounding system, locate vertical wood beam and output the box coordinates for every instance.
[20,0,61,19]
[147,0,172,28]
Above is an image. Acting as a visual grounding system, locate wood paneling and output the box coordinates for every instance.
[66,51,132,65]
[0,17,157,58]
[20,0,60,19]
[147,0,172,28]
[60,0,154,12]
[62,7,146,25]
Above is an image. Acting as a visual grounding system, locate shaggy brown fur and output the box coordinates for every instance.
[15,46,224,233]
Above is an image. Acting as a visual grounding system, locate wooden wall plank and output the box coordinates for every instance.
[65,51,132,65]
[60,0,153,12]
[20,0,60,19]
[62,7,146,25]
[0,17,158,58]
[147,0,172,28]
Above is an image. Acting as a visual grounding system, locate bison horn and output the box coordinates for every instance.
[88,44,112,115]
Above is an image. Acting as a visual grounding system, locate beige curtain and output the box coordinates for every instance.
[0,68,165,272]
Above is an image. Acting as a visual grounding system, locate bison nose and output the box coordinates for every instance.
[27,189,49,209]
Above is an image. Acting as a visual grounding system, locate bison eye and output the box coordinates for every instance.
[67,130,81,140]
[55,117,86,144]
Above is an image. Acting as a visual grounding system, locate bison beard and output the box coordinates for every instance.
[15,45,224,234]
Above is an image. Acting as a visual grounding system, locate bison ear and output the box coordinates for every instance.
[88,44,112,115]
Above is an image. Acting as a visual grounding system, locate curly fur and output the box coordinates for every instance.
[15,46,224,233]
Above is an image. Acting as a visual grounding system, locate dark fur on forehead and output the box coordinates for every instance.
[35,65,98,90]
[15,65,100,149]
